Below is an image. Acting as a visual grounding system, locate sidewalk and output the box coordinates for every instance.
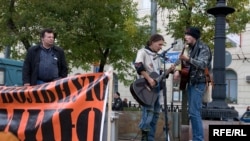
[116,120,247,141]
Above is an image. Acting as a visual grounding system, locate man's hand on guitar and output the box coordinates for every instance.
[173,70,180,80]
[140,71,157,87]
[169,64,176,73]
[147,77,157,88]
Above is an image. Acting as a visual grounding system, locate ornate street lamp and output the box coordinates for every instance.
[202,0,238,120]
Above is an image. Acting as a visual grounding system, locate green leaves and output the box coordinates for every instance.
[159,0,250,49]
[0,0,150,85]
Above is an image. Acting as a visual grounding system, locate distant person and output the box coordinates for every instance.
[112,92,123,111]
[246,106,250,111]
[22,28,68,86]
[122,98,128,108]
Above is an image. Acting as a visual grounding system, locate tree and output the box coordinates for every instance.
[0,0,151,85]
[158,0,250,48]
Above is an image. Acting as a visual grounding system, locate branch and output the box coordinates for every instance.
[7,0,31,50]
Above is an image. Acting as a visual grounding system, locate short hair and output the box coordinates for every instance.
[40,28,57,39]
[116,91,120,96]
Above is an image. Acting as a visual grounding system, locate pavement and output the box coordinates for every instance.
[117,120,248,141]
[115,104,249,141]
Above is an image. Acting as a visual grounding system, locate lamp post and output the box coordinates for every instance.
[151,0,157,35]
[202,0,238,120]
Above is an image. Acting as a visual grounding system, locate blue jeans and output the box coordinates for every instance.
[188,83,206,141]
[139,95,160,141]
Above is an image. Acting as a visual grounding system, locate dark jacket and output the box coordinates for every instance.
[112,97,123,111]
[188,39,212,84]
[22,44,68,85]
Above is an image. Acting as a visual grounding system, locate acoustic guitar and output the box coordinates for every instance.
[179,46,190,90]
[130,62,178,106]
[130,72,160,106]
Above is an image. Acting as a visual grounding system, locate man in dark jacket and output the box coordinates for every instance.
[173,27,212,141]
[112,92,123,111]
[22,28,68,86]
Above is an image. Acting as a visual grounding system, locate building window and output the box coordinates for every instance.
[113,73,118,92]
[173,90,182,102]
[225,69,237,104]
[226,33,240,48]
[0,68,4,85]
[142,0,150,9]
[93,63,99,72]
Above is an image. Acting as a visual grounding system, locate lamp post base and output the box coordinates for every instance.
[202,102,238,121]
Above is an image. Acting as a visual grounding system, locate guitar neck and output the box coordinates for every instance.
[156,60,179,83]
[155,46,187,83]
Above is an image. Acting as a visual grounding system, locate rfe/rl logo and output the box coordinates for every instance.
[209,125,250,140]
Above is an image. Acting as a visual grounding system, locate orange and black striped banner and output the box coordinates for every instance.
[0,72,109,141]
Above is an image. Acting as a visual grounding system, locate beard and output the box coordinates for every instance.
[186,40,196,47]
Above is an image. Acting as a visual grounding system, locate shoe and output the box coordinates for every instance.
[141,130,148,141]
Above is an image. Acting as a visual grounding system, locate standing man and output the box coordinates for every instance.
[122,98,129,108]
[22,28,68,86]
[173,27,212,141]
[112,91,123,111]
[134,34,174,141]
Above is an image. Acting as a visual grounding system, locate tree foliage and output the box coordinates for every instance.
[158,0,250,48]
[0,0,151,85]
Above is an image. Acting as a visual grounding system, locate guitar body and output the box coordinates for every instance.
[179,64,189,90]
[130,72,160,106]
[179,46,190,90]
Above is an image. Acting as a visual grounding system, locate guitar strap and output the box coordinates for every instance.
[189,41,200,58]
[191,42,200,77]
[205,67,214,88]
[204,46,214,88]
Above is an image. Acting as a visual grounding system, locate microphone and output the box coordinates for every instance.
[153,41,177,60]
[153,48,170,60]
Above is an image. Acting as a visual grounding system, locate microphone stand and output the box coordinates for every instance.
[153,45,174,60]
[154,44,174,141]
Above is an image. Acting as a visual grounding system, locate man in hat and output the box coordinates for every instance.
[112,91,123,111]
[173,27,212,141]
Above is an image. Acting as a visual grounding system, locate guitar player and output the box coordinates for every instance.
[173,27,212,141]
[134,34,175,141]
